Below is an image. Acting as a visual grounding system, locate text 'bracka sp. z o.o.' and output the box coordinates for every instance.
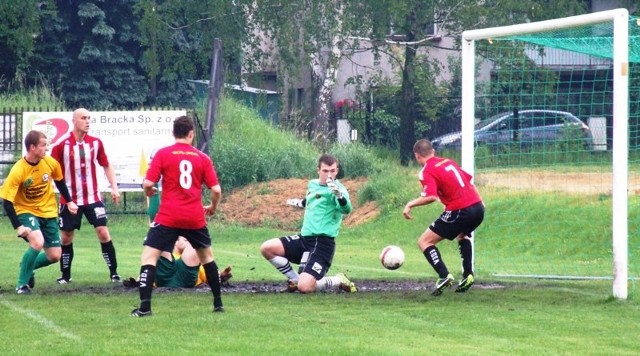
[95,115,175,124]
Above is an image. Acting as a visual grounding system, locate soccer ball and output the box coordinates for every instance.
[380,245,405,270]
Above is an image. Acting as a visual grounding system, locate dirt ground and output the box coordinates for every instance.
[477,171,639,194]
[217,170,637,231]
[217,177,379,231]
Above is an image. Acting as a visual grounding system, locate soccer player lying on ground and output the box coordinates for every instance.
[260,154,357,293]
[123,236,232,289]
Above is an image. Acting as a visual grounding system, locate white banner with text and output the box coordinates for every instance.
[23,110,187,191]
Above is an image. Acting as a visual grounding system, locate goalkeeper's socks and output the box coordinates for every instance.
[138,264,156,311]
[269,256,299,281]
[60,243,74,280]
[458,238,474,278]
[424,246,449,278]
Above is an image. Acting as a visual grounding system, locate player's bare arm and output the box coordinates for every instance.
[104,163,120,204]
[403,195,438,220]
[204,184,222,216]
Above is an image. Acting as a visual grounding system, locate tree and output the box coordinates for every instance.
[29,0,148,108]
[135,0,249,106]
[0,1,41,88]
[351,0,590,164]
[247,0,369,146]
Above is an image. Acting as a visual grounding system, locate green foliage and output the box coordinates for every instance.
[211,99,386,191]
[0,77,65,108]
[328,142,384,179]
[356,161,417,211]
[345,108,399,148]
[29,0,148,109]
[135,0,248,106]
[211,99,318,190]
[0,1,41,85]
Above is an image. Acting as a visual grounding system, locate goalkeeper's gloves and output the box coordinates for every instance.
[326,177,342,199]
[219,265,233,286]
[122,277,140,288]
[286,198,305,208]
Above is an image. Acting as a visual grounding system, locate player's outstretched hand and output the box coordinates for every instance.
[219,266,233,286]
[286,198,304,208]
[402,205,413,220]
[145,186,158,197]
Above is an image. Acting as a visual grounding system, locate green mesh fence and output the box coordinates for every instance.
[464,16,639,281]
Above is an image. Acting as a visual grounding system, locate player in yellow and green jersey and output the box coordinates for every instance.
[0,130,78,294]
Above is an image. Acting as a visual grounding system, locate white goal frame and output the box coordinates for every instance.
[460,9,629,299]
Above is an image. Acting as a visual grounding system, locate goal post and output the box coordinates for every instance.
[460,9,632,299]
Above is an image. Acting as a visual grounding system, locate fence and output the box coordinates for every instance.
[279,96,464,147]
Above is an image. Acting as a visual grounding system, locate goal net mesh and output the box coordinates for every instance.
[463,16,640,280]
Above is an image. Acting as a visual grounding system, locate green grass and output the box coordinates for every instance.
[0,210,638,355]
[1,89,638,354]
[0,78,65,109]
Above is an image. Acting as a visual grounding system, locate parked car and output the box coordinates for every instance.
[431,109,593,150]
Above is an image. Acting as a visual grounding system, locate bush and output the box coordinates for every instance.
[211,100,318,191]
[329,142,384,179]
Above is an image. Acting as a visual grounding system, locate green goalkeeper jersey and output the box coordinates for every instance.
[300,179,352,238]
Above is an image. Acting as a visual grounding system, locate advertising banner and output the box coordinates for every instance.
[23,110,187,191]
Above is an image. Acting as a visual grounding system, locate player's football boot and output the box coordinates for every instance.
[432,274,454,296]
[130,308,153,317]
[16,285,31,295]
[28,273,35,289]
[455,274,475,293]
[111,274,122,283]
[337,273,357,293]
[282,280,299,293]
[214,297,224,313]
[56,277,72,284]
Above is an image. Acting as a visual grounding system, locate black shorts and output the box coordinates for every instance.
[429,201,485,240]
[279,234,336,280]
[59,202,108,231]
[143,222,211,253]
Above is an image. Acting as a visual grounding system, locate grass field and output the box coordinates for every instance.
[1,202,638,355]
[1,93,638,354]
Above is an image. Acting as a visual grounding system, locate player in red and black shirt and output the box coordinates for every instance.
[403,139,484,296]
[131,115,224,317]
[51,108,121,284]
